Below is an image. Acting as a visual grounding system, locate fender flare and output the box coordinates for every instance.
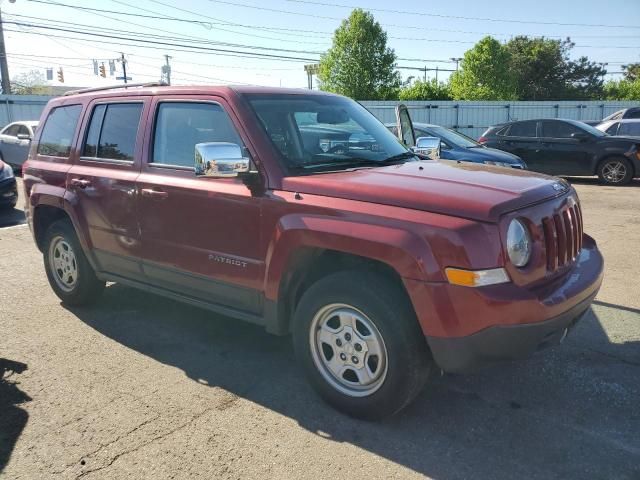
[263,213,439,302]
[30,184,98,269]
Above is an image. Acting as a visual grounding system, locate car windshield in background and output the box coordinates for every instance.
[428,126,479,148]
[575,120,607,137]
[243,94,412,173]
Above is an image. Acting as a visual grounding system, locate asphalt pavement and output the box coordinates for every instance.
[1,177,639,479]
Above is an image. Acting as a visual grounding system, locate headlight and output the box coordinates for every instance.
[0,163,14,180]
[484,160,512,168]
[507,219,532,267]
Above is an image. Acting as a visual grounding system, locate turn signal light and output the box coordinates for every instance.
[445,267,510,287]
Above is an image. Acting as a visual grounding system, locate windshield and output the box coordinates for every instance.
[426,125,479,148]
[575,121,607,137]
[243,93,412,174]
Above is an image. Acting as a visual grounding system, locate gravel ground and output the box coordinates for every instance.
[1,177,639,480]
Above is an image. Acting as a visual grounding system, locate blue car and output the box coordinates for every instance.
[387,122,526,169]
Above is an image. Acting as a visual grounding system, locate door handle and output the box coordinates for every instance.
[140,188,169,200]
[70,178,91,189]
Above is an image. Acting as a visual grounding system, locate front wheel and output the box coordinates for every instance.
[292,270,432,420]
[598,157,633,185]
[43,219,105,306]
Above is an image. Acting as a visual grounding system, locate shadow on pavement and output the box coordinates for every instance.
[0,359,30,474]
[0,207,26,228]
[66,285,640,479]
[563,176,640,187]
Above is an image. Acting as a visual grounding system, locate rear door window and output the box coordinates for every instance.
[507,121,537,138]
[619,122,640,136]
[4,124,20,137]
[626,110,640,119]
[37,105,82,157]
[83,103,143,161]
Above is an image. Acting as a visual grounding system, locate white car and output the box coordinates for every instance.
[0,121,39,168]
[595,118,640,138]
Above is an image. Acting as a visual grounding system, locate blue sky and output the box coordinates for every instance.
[3,0,639,88]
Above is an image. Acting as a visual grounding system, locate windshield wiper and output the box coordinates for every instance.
[290,157,383,171]
[380,151,417,163]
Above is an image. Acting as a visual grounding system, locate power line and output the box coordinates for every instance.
[204,0,640,30]
[5,14,326,55]
[284,0,640,29]
[28,0,640,41]
[3,21,323,60]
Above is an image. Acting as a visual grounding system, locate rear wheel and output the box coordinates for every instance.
[598,157,633,185]
[292,270,432,420]
[43,219,104,305]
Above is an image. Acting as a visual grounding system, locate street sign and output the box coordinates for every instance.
[115,76,132,81]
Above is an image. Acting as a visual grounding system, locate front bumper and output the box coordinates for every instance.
[404,234,604,373]
[0,177,17,207]
[426,291,595,373]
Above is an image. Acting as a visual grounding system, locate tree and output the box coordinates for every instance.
[563,54,606,100]
[505,36,568,100]
[450,37,517,100]
[622,63,640,82]
[318,9,400,100]
[10,70,49,95]
[398,79,452,100]
[603,79,640,100]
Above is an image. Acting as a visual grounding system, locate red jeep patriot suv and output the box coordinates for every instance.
[23,84,604,419]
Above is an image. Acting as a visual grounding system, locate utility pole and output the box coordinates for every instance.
[450,57,462,72]
[435,66,439,83]
[0,9,11,94]
[120,53,128,84]
[161,54,171,85]
[423,66,427,83]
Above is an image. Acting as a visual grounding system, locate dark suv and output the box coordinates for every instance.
[23,84,603,419]
[479,118,640,185]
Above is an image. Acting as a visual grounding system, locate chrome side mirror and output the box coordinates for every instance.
[195,142,250,178]
[412,136,441,159]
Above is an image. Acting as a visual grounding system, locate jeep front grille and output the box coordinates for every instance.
[541,203,583,272]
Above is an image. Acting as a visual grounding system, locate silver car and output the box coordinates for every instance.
[0,121,39,169]
[595,118,640,138]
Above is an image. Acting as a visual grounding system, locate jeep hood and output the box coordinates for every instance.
[281,161,568,222]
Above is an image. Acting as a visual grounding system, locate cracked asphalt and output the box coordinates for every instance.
[1,178,639,479]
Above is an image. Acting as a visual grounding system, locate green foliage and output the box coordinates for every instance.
[398,79,452,100]
[603,79,640,100]
[622,63,640,82]
[505,36,568,100]
[450,37,517,100]
[318,9,401,100]
[11,70,49,95]
[563,55,606,100]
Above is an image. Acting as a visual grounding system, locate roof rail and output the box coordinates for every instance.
[63,81,169,96]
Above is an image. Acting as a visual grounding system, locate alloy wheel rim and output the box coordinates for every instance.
[49,236,78,292]
[602,161,626,183]
[309,303,388,397]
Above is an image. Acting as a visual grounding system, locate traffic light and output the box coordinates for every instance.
[57,68,64,83]
[99,63,106,78]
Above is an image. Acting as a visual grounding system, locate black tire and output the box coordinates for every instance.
[43,219,104,306]
[597,157,633,185]
[292,270,433,420]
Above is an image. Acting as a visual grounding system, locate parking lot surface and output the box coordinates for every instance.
[1,178,639,479]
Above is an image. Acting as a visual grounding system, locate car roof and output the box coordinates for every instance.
[383,122,441,128]
[611,118,640,123]
[58,84,341,100]
[5,120,38,127]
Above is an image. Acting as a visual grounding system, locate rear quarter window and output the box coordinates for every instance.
[619,122,640,136]
[37,105,82,157]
